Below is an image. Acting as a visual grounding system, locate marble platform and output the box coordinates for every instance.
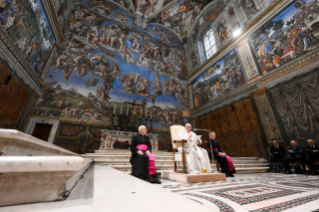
[0,129,77,156]
[162,171,226,183]
[0,156,84,206]
[0,165,216,212]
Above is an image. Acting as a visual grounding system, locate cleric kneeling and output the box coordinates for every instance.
[130,125,161,184]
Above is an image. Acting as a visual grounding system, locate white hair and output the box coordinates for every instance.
[185,123,192,127]
[138,125,146,132]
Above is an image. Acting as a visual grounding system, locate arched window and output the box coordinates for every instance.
[203,29,217,59]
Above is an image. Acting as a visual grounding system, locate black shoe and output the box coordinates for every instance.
[226,175,234,177]
[151,180,162,184]
[285,171,292,174]
[305,171,310,175]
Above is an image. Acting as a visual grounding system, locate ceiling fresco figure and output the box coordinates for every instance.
[0,0,56,77]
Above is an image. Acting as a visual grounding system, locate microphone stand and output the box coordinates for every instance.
[193,128,219,173]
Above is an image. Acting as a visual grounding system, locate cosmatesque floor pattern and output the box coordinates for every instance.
[160,173,319,212]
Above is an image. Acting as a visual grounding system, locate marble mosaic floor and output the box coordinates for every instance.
[158,173,319,212]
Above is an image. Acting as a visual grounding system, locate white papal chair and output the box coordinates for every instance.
[170,125,187,174]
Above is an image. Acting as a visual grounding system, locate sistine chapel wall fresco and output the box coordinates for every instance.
[32,0,190,132]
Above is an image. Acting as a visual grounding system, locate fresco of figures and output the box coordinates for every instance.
[56,0,68,21]
[236,0,259,18]
[250,0,319,75]
[0,0,56,77]
[111,0,135,12]
[33,0,189,129]
[192,50,245,108]
[154,0,219,38]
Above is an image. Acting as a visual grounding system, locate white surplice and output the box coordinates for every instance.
[177,129,212,174]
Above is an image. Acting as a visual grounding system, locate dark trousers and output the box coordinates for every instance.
[270,158,284,172]
[305,158,318,173]
[283,156,305,171]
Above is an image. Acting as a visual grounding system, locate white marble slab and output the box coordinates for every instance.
[0,129,78,156]
[0,156,83,172]
[0,165,218,212]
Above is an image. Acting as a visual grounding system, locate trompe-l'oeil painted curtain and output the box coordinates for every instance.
[270,71,319,146]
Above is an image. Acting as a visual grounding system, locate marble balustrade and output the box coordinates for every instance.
[0,129,77,156]
[99,129,159,150]
[0,129,93,206]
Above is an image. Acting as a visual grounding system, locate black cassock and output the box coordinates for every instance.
[208,139,236,176]
[130,134,158,182]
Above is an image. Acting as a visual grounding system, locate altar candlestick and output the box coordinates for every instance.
[120,105,123,115]
[113,103,116,114]
[150,110,152,119]
[126,105,129,116]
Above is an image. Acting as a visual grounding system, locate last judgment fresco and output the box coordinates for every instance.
[33,0,190,130]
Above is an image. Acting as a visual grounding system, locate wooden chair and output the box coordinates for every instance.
[211,160,220,172]
[201,140,220,172]
[170,125,187,174]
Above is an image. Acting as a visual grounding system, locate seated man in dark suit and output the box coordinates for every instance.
[305,139,319,175]
[208,132,236,177]
[270,140,286,172]
[283,140,306,174]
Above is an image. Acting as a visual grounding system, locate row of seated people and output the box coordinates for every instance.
[270,139,319,175]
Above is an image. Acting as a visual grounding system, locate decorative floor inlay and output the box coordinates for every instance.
[185,193,235,212]
[201,184,301,205]
[276,182,319,189]
[250,194,319,212]
[161,173,319,211]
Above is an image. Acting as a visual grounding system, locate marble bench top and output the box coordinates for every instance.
[0,129,78,156]
[0,156,84,173]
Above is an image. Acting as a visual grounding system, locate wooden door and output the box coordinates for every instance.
[32,123,53,141]
[196,99,265,157]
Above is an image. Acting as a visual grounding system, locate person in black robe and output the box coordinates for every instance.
[283,140,306,174]
[269,140,286,172]
[130,125,161,184]
[305,139,319,175]
[208,132,236,177]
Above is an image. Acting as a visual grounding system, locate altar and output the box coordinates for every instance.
[99,130,159,150]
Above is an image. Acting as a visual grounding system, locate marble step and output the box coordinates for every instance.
[87,157,266,165]
[106,163,269,172]
[89,152,260,159]
[93,159,268,167]
[123,167,270,175]
[235,167,269,173]
[82,155,174,160]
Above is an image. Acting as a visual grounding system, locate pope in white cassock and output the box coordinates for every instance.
[177,123,212,174]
